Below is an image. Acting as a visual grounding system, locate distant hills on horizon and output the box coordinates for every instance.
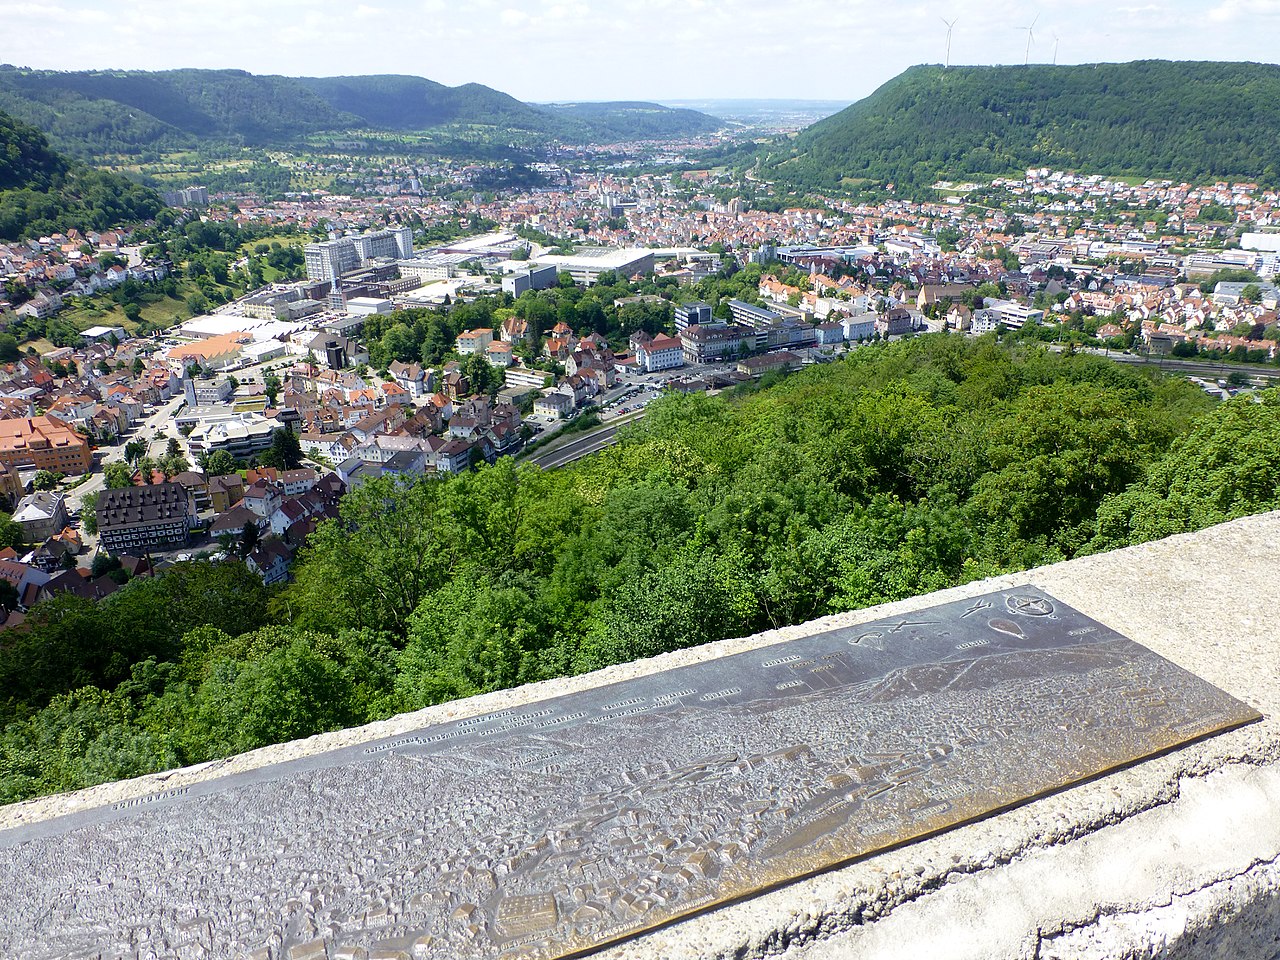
[0,66,724,158]
[657,99,851,129]
[6,59,1280,209]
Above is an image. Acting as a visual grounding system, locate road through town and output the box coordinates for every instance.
[523,409,645,470]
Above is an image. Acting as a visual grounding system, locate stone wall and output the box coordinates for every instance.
[3,512,1278,958]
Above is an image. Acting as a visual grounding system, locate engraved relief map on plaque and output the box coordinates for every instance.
[0,587,1261,960]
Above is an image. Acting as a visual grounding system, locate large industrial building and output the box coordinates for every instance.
[501,264,558,297]
[529,248,655,285]
[304,228,414,281]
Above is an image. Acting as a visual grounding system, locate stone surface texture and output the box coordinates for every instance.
[3,511,1279,959]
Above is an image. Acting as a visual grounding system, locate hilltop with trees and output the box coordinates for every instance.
[0,107,163,240]
[764,61,1280,192]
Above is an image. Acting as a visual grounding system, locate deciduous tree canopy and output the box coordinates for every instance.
[2,337,1278,805]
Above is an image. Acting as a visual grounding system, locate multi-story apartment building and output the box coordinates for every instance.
[680,323,755,365]
[0,416,93,474]
[304,238,361,282]
[763,320,817,351]
[635,334,685,372]
[674,301,712,332]
[96,483,196,556]
[183,377,235,406]
[456,328,495,356]
[727,299,785,331]
[186,413,278,460]
[352,227,413,263]
[304,228,414,281]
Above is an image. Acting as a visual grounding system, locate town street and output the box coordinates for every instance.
[65,394,187,514]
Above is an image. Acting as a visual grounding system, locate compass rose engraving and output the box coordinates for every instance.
[1006,594,1055,617]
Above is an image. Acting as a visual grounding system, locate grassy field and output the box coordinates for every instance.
[236,235,309,283]
[56,276,237,341]
[108,151,257,184]
[59,292,187,334]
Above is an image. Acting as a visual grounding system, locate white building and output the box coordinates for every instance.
[12,491,67,541]
[81,325,127,343]
[530,248,655,285]
[1241,233,1280,253]
[186,412,277,459]
[396,254,470,281]
[842,315,876,341]
[971,310,1002,335]
[304,227,413,281]
[982,299,1044,329]
[505,366,552,389]
[456,328,494,356]
[345,297,393,317]
[486,341,515,368]
[635,334,685,372]
[241,340,287,364]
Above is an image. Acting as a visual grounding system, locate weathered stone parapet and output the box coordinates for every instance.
[594,511,1280,959]
[3,512,1278,959]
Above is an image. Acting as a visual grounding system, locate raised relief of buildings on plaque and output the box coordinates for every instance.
[0,587,1261,960]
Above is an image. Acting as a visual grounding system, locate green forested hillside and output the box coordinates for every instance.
[768,61,1280,190]
[296,75,564,133]
[4,336,1279,804]
[0,109,68,190]
[0,66,722,156]
[0,108,163,240]
[0,67,358,155]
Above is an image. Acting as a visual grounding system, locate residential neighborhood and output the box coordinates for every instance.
[1,157,1279,629]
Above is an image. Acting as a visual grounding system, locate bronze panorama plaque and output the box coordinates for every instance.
[0,587,1260,960]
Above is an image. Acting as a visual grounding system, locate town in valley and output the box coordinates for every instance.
[1,140,1279,618]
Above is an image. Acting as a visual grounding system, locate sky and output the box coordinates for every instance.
[2,0,1277,105]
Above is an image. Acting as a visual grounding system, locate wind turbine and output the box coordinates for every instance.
[941,17,958,69]
[1021,13,1039,65]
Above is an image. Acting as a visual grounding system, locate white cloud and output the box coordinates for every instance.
[1208,0,1280,21]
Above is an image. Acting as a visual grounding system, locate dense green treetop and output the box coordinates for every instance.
[766,60,1280,190]
[3,336,1279,805]
[1091,389,1280,549]
[0,109,67,191]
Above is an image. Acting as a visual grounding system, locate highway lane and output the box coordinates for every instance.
[535,425,622,469]
[524,410,646,470]
[1100,351,1280,380]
